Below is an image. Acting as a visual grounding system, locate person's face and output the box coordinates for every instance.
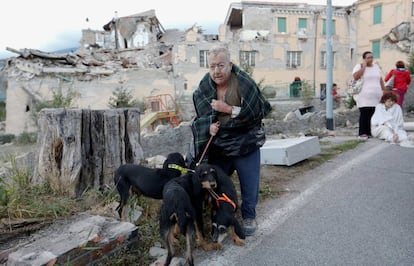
[364,53,374,65]
[208,52,232,87]
[384,98,395,109]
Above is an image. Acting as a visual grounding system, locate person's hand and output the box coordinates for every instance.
[209,121,220,136]
[393,134,399,143]
[361,61,367,68]
[211,99,231,113]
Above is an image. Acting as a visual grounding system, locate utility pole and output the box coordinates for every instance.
[326,0,334,132]
[114,11,119,50]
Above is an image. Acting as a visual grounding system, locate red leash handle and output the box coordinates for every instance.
[197,134,214,166]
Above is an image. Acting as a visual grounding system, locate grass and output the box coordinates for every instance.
[0,139,362,265]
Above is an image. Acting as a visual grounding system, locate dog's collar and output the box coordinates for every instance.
[216,193,236,211]
[168,164,194,174]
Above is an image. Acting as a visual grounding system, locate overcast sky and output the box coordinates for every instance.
[0,0,355,59]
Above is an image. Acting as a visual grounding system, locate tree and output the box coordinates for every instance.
[108,87,144,110]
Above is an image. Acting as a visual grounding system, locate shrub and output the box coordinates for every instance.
[0,102,5,121]
[408,52,414,74]
[0,134,15,144]
[32,88,79,125]
[108,87,144,110]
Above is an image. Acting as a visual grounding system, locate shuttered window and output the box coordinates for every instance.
[373,5,382,24]
[372,40,380,58]
[298,18,307,29]
[322,19,336,35]
[278,17,286,33]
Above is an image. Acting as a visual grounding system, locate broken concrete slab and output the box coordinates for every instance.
[404,121,414,131]
[260,136,321,166]
[5,213,137,266]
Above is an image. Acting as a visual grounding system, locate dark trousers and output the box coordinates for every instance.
[209,149,261,219]
[358,107,376,136]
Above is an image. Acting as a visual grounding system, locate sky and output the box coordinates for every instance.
[0,0,355,59]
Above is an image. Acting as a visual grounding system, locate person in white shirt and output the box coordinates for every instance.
[371,92,407,143]
[352,51,385,139]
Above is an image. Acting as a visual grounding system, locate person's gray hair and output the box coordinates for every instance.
[208,45,231,62]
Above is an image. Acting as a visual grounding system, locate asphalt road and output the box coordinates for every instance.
[198,138,414,266]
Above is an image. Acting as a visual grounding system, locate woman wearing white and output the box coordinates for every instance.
[371,92,407,143]
[352,51,385,139]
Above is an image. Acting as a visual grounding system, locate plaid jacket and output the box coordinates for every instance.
[192,65,272,160]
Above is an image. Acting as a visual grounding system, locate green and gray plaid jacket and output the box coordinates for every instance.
[192,65,272,160]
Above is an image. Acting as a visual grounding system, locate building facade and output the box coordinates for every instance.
[3,0,414,134]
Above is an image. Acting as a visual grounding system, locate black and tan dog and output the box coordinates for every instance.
[159,164,222,265]
[201,164,245,246]
[113,152,186,221]
[160,178,196,266]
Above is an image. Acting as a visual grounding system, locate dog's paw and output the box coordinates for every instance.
[197,240,223,251]
[233,237,245,246]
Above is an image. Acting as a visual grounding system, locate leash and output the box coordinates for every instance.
[197,135,214,166]
[207,188,236,211]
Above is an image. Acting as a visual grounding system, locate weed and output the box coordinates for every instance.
[14,132,37,145]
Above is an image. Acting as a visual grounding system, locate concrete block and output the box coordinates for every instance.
[404,122,414,131]
[260,136,321,166]
[6,213,137,266]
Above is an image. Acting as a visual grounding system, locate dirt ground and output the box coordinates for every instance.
[0,135,362,264]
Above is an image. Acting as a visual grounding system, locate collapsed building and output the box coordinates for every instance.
[1,0,414,135]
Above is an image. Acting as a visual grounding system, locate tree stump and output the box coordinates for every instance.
[34,108,143,197]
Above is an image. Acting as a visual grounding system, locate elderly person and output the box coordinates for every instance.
[384,60,411,106]
[352,51,385,139]
[192,45,271,236]
[371,92,407,144]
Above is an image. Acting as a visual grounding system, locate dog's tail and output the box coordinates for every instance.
[113,168,131,217]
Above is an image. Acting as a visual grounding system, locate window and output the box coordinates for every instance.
[372,40,380,58]
[373,5,382,24]
[286,51,302,68]
[322,19,336,35]
[278,17,286,33]
[239,51,257,67]
[320,51,335,69]
[412,1,414,16]
[298,18,307,29]
[199,50,208,68]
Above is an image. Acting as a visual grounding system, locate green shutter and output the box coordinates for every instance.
[373,5,382,24]
[278,17,286,33]
[323,19,326,35]
[323,19,336,35]
[298,18,307,29]
[372,40,380,58]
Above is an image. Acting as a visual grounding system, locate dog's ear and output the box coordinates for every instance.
[232,217,245,240]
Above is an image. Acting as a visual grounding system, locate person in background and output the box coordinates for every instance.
[352,51,385,140]
[384,60,411,106]
[320,83,341,105]
[192,45,271,236]
[332,83,342,105]
[290,76,302,98]
[371,92,407,144]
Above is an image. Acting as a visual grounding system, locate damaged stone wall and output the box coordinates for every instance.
[382,22,414,53]
[3,47,176,135]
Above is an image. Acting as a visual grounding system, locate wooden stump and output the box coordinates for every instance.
[34,108,143,197]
